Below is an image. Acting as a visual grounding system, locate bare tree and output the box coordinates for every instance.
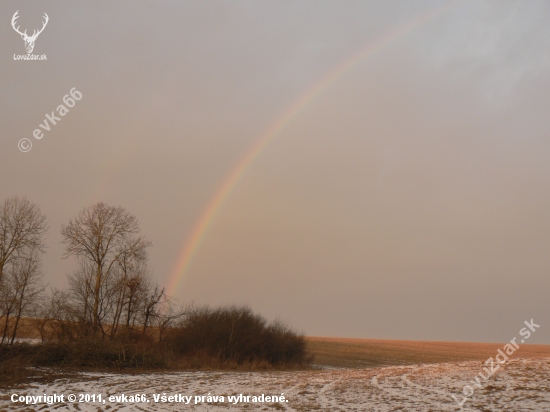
[0,197,47,283]
[29,295,54,344]
[108,258,150,339]
[43,289,80,342]
[0,278,17,344]
[0,248,44,344]
[0,197,47,345]
[61,202,151,336]
[67,259,97,325]
[153,299,184,342]
[142,285,166,335]
[8,250,44,344]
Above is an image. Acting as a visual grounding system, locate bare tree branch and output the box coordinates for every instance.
[61,202,151,336]
[0,197,48,283]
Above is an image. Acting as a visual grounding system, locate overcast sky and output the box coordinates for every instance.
[1,0,549,343]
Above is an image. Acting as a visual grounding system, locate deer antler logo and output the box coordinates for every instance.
[11,11,49,54]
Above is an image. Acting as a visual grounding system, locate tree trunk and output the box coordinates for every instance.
[92,265,102,336]
[1,311,11,344]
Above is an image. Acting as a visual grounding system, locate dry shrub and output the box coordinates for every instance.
[165,305,309,367]
[54,338,172,369]
[0,305,310,386]
[0,340,168,371]
[0,345,34,385]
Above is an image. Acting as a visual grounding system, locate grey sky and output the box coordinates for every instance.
[1,0,549,343]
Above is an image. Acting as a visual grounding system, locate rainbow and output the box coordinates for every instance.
[167,1,456,297]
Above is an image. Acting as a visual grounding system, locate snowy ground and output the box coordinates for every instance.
[1,358,549,411]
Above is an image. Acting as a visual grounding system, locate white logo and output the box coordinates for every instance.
[18,138,32,153]
[11,11,48,54]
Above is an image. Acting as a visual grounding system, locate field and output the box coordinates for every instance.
[306,337,550,368]
[1,337,549,411]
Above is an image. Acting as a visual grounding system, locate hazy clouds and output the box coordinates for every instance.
[1,0,549,343]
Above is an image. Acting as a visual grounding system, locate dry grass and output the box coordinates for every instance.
[306,336,550,368]
[0,317,43,340]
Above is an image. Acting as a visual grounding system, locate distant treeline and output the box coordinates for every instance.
[0,197,309,383]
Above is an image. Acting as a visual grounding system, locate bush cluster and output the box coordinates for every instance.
[0,198,310,385]
[0,305,310,387]
[165,305,308,366]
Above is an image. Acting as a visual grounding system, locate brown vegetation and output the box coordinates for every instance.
[0,198,310,388]
[0,197,47,345]
[165,305,309,366]
[0,305,309,387]
[306,336,550,368]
